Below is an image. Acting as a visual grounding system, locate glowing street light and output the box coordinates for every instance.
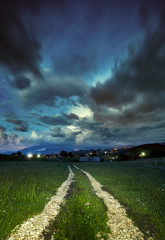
[140,152,145,157]
[27,153,33,158]
[37,154,41,158]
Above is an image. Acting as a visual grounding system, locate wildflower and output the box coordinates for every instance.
[84,202,90,206]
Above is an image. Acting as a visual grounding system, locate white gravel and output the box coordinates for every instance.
[7,166,74,240]
[74,165,154,240]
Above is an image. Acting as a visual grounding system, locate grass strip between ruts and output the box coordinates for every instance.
[51,167,111,240]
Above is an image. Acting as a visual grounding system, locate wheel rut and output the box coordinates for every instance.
[7,166,74,240]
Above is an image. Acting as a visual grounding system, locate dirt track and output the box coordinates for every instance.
[7,165,154,240]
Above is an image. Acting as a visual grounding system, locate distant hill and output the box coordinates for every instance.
[118,143,165,159]
[15,144,74,155]
[133,143,165,149]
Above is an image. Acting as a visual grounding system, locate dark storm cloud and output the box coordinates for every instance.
[51,127,66,138]
[38,112,80,126]
[0,126,21,146]
[75,116,165,147]
[0,126,8,144]
[0,2,43,81]
[53,53,98,76]
[10,77,31,90]
[139,0,152,26]
[38,115,69,126]
[73,117,117,146]
[0,124,27,147]
[66,113,79,120]
[74,119,116,148]
[24,0,66,14]
[6,116,29,132]
[78,118,114,138]
[71,131,82,136]
[1,0,165,151]
[90,12,165,126]
[76,119,102,130]
[139,0,165,26]
[21,78,87,108]
[13,124,29,132]
[0,0,68,86]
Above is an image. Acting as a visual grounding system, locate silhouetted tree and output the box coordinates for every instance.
[60,151,68,157]
[17,151,22,156]
[68,152,74,157]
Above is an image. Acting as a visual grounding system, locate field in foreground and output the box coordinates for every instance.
[75,162,165,240]
[0,161,165,239]
[0,162,68,240]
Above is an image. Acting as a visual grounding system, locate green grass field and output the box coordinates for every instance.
[76,162,165,240]
[0,161,165,239]
[0,161,68,240]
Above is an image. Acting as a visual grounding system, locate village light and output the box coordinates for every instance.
[37,154,41,158]
[140,152,145,157]
[27,153,33,158]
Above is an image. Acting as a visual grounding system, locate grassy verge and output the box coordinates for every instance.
[75,162,165,240]
[0,162,68,240]
[51,167,111,240]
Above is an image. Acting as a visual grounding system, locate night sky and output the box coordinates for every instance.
[0,0,165,153]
